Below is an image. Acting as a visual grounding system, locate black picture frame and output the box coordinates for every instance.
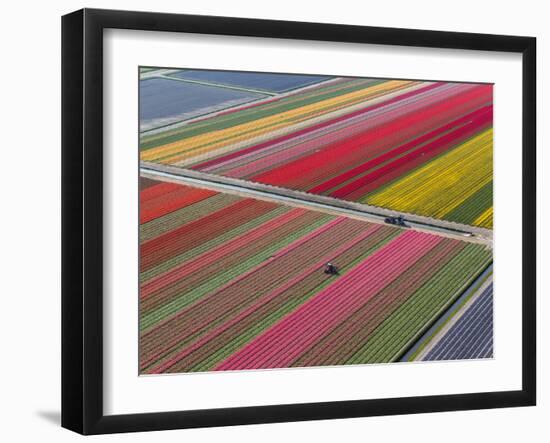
[61,8,537,435]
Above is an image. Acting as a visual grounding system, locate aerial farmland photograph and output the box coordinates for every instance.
[138,67,494,375]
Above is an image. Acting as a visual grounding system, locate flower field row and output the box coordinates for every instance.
[365,129,493,228]
[421,283,493,361]
[139,178,492,374]
[140,71,493,228]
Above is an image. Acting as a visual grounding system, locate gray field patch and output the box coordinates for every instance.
[140,78,266,132]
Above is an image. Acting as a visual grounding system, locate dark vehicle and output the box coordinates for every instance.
[384,215,408,227]
[324,263,339,275]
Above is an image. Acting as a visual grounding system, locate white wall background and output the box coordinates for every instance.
[0,0,546,441]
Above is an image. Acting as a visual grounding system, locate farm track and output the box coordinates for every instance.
[141,164,492,245]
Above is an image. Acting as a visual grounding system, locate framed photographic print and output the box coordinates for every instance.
[61,8,536,435]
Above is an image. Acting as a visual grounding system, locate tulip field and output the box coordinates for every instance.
[140,69,494,228]
[139,178,492,374]
[138,68,494,375]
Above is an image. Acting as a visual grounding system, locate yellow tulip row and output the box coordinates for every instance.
[473,207,493,229]
[365,129,493,228]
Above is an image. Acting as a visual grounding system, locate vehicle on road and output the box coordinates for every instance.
[384,215,408,227]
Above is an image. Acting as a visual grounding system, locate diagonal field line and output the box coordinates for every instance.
[141,163,493,247]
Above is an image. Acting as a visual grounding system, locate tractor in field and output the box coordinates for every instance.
[324,263,339,276]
